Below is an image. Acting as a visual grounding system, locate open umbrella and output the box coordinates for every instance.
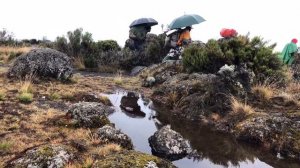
[129,18,158,28]
[168,14,205,30]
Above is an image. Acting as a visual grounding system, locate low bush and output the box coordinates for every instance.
[182,35,285,83]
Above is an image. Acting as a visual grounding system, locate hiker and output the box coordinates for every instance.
[220,28,238,38]
[126,25,152,50]
[177,26,192,46]
[281,38,298,65]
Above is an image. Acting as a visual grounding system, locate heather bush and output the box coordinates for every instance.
[183,35,285,83]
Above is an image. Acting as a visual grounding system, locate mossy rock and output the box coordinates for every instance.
[93,150,176,168]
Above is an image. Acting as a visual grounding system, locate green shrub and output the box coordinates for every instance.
[0,91,5,101]
[18,92,33,103]
[182,35,285,83]
[0,141,13,153]
[49,92,61,100]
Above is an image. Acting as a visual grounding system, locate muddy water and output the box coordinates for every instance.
[103,90,299,168]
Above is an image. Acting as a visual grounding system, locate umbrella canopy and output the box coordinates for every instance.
[168,14,205,30]
[129,18,158,28]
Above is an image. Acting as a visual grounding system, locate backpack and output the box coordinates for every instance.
[164,30,180,48]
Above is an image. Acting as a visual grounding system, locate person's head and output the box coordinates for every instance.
[292,38,298,44]
[186,26,192,31]
[145,26,151,32]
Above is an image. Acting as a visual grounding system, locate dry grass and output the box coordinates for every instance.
[167,91,178,106]
[99,95,111,105]
[73,57,85,70]
[0,46,31,63]
[252,84,274,101]
[92,144,121,157]
[113,74,123,85]
[19,75,34,94]
[286,82,300,94]
[231,96,254,115]
[278,92,294,102]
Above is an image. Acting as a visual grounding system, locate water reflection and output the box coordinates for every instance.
[120,92,146,118]
[103,90,300,168]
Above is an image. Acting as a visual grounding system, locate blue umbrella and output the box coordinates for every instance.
[168,14,206,30]
[129,18,158,28]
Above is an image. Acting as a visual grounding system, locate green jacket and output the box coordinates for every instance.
[280,42,298,65]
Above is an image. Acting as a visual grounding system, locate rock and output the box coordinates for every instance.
[93,150,176,168]
[143,76,156,87]
[8,145,73,168]
[120,92,145,117]
[7,48,73,80]
[97,125,133,150]
[148,125,191,161]
[131,66,147,76]
[67,102,114,128]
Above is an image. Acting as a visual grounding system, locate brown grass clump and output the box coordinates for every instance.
[92,143,121,157]
[252,84,274,101]
[73,57,85,70]
[0,46,31,63]
[231,96,254,115]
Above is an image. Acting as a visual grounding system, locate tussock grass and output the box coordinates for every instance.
[114,74,123,85]
[0,46,31,63]
[18,92,33,103]
[0,140,13,153]
[167,91,178,106]
[0,90,5,101]
[92,143,121,157]
[99,95,111,105]
[286,82,300,94]
[252,84,274,101]
[231,96,254,115]
[73,57,85,70]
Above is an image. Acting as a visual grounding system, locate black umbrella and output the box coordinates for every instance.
[129,18,158,28]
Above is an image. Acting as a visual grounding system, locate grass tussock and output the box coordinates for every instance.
[231,96,254,115]
[99,95,111,105]
[0,46,31,63]
[18,92,33,103]
[252,84,274,101]
[114,74,123,85]
[0,90,6,101]
[0,140,14,153]
[73,57,85,70]
[286,82,300,94]
[92,144,121,157]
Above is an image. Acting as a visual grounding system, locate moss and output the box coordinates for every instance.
[38,146,55,157]
[94,150,175,168]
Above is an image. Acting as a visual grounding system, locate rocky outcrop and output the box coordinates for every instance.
[121,34,167,70]
[148,125,191,161]
[7,48,73,80]
[93,150,176,168]
[97,125,133,150]
[67,102,114,128]
[8,145,74,168]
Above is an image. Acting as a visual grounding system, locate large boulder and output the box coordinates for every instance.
[97,125,133,150]
[148,125,191,161]
[7,48,73,80]
[8,145,74,168]
[93,150,176,168]
[67,102,114,128]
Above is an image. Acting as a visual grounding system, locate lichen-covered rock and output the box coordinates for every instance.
[7,48,73,80]
[148,125,191,161]
[67,102,114,128]
[93,150,176,168]
[97,125,133,150]
[8,145,74,168]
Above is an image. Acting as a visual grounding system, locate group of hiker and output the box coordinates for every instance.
[127,16,299,66]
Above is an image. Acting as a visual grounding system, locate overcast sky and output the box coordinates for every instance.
[1,0,299,51]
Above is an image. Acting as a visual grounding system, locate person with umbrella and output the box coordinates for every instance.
[177,26,192,46]
[126,18,158,50]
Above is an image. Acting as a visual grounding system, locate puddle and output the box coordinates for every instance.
[104,90,300,168]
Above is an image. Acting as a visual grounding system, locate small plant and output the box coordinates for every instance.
[49,92,61,100]
[114,74,123,85]
[0,91,5,101]
[252,84,274,101]
[82,156,94,168]
[231,96,254,115]
[18,92,33,103]
[19,75,34,94]
[93,144,121,157]
[73,56,85,70]
[0,141,13,153]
